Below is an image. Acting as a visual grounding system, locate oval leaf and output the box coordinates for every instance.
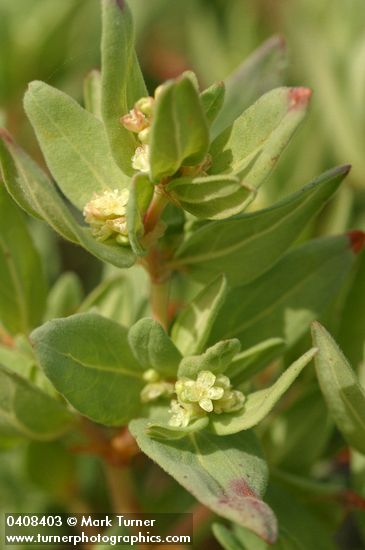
[24,80,129,209]
[130,418,277,543]
[128,317,182,378]
[32,313,144,426]
[149,76,209,181]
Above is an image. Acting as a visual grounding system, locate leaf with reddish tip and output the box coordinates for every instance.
[212,35,287,138]
[311,322,365,455]
[101,0,147,175]
[129,418,278,543]
[210,87,311,194]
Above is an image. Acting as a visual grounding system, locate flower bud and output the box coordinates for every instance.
[135,96,154,117]
[121,108,148,133]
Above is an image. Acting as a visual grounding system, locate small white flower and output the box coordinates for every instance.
[132,145,150,173]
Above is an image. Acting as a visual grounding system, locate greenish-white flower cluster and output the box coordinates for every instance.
[83,188,129,244]
[169,371,245,427]
[140,368,245,428]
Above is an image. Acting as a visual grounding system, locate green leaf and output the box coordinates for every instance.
[212,35,287,138]
[0,364,74,440]
[171,166,350,286]
[23,80,129,210]
[228,339,285,386]
[147,417,209,441]
[83,69,102,120]
[266,387,333,473]
[311,322,365,455]
[166,173,254,220]
[178,339,241,378]
[213,522,306,550]
[101,0,147,176]
[0,132,136,268]
[200,81,225,126]
[126,174,154,256]
[149,76,209,181]
[211,348,316,436]
[130,418,277,543]
[128,318,182,377]
[171,275,227,355]
[0,344,34,378]
[79,267,149,326]
[209,235,356,350]
[44,272,83,321]
[210,87,310,191]
[212,523,244,550]
[0,185,47,334]
[32,313,144,426]
[338,250,365,368]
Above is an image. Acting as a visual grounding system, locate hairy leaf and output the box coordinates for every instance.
[171,166,350,286]
[311,322,365,454]
[212,35,287,138]
[24,81,128,209]
[200,81,225,126]
[32,313,144,426]
[210,87,311,188]
[130,418,277,543]
[149,76,209,181]
[101,0,147,175]
[128,318,182,377]
[210,235,355,349]
[178,339,241,378]
[0,132,135,268]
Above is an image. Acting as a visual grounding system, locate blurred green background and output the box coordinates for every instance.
[1,0,365,548]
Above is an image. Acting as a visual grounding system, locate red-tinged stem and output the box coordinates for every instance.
[144,189,169,235]
[150,278,171,331]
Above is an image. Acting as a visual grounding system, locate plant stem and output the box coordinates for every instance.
[144,189,168,235]
[150,278,171,331]
[104,463,138,514]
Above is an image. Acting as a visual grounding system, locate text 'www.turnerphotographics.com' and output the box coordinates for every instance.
[4,514,193,546]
